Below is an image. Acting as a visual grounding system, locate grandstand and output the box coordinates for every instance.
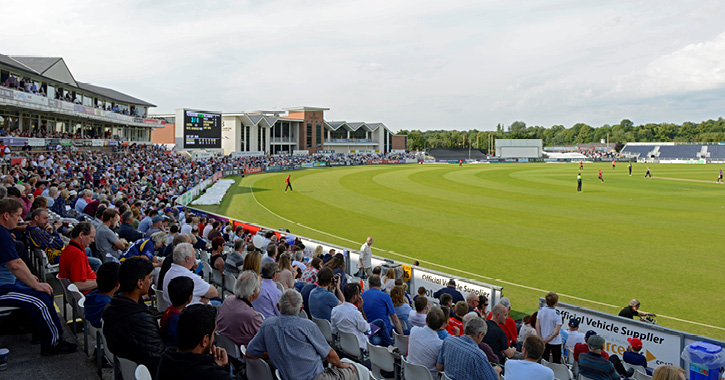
[621,142,725,161]
[657,145,704,159]
[620,144,657,159]
[427,147,487,160]
[706,144,725,159]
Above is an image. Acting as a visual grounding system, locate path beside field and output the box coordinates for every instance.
[654,176,721,184]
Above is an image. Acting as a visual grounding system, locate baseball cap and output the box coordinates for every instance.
[569,318,580,328]
[69,190,77,196]
[498,297,511,308]
[585,330,597,342]
[448,279,456,286]
[588,334,605,349]
[152,216,163,223]
[627,337,643,349]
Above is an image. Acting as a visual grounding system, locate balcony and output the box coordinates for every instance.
[270,137,296,144]
[324,138,379,144]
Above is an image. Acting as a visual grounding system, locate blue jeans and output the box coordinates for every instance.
[368,319,394,347]
[85,248,102,272]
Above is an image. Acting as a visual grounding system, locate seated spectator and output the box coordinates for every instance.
[74,190,90,214]
[217,270,263,347]
[241,250,262,275]
[0,198,77,356]
[504,335,555,380]
[652,365,686,380]
[58,221,98,294]
[145,216,165,238]
[413,286,426,302]
[331,283,386,351]
[362,275,403,347]
[162,243,219,305]
[391,285,412,331]
[324,253,347,290]
[291,250,307,272]
[622,337,651,374]
[118,211,144,242]
[446,301,467,336]
[433,279,464,304]
[206,221,222,241]
[121,231,167,266]
[436,316,501,380]
[301,257,322,284]
[408,306,445,377]
[466,293,480,315]
[223,239,245,277]
[96,208,128,262]
[251,261,282,318]
[309,267,343,322]
[276,253,296,290]
[84,262,120,329]
[137,209,158,235]
[486,297,518,349]
[574,331,610,361]
[25,207,65,265]
[103,257,165,374]
[246,289,357,380]
[161,276,194,347]
[382,267,396,293]
[483,304,518,363]
[565,318,586,352]
[157,234,191,290]
[517,314,537,351]
[156,304,232,380]
[578,334,619,380]
[409,295,428,328]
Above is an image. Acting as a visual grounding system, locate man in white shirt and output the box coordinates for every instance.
[564,318,586,351]
[408,306,445,377]
[162,243,219,305]
[536,292,563,363]
[331,283,373,351]
[359,237,373,277]
[504,335,555,380]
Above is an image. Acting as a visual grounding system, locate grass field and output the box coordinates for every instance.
[195,162,725,340]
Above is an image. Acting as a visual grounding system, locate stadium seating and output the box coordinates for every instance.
[367,341,396,380]
[657,145,702,159]
[337,330,367,365]
[401,356,435,380]
[427,148,487,160]
[620,145,656,158]
[393,330,409,356]
[707,144,725,159]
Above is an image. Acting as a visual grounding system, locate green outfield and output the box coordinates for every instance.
[195,163,725,340]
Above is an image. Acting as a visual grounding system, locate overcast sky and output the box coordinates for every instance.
[5,0,725,132]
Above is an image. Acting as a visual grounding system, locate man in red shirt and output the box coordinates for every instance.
[59,222,97,294]
[486,297,518,349]
[574,330,609,361]
[285,174,293,192]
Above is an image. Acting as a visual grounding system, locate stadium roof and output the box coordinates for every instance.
[283,106,330,111]
[0,53,155,107]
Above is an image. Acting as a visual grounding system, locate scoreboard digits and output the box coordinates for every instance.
[183,110,221,149]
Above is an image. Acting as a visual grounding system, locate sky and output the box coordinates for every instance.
[5,0,725,132]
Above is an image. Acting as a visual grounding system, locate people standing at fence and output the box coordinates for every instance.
[536,292,563,364]
[284,174,293,192]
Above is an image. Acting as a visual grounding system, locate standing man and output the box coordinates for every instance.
[284,174,293,193]
[612,159,616,170]
[644,166,652,179]
[577,173,582,192]
[0,198,77,356]
[579,161,583,171]
[598,168,604,183]
[628,162,632,176]
[359,237,373,278]
[717,169,722,184]
[536,292,563,364]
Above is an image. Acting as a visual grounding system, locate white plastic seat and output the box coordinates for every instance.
[338,330,366,364]
[311,316,337,348]
[66,283,90,354]
[392,330,409,356]
[245,356,274,380]
[441,372,452,380]
[154,285,170,312]
[135,364,152,380]
[401,356,434,380]
[367,341,396,380]
[633,370,652,380]
[542,360,573,380]
[214,332,241,359]
[117,357,140,380]
[623,362,647,377]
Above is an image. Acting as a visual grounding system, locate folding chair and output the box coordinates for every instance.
[311,316,337,350]
[367,341,396,380]
[401,356,434,380]
[117,357,140,380]
[542,360,573,380]
[135,364,152,380]
[392,330,409,356]
[245,356,274,380]
[66,283,90,355]
[338,330,367,365]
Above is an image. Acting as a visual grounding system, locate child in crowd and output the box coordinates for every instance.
[446,301,467,336]
[413,286,426,302]
[409,296,428,328]
[84,262,120,328]
[437,307,452,340]
[160,276,194,347]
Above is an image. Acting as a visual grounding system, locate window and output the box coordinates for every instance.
[316,124,322,148]
[306,123,312,148]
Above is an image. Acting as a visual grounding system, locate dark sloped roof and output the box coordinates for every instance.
[8,56,62,74]
[246,114,263,125]
[76,82,155,107]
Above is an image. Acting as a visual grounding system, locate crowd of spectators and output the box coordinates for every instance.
[577,148,618,159]
[0,144,688,379]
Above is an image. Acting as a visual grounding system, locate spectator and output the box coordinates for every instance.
[436,316,501,380]
[251,261,282,318]
[74,190,90,214]
[241,250,262,274]
[652,365,686,380]
[84,262,120,328]
[413,286,426,302]
[408,306,445,377]
[565,318,586,352]
[331,283,384,351]
[433,279,464,304]
[96,208,128,262]
[392,285,413,331]
[118,210,144,242]
[276,252,295,290]
[217,270,263,348]
[121,231,167,266]
[517,314,537,350]
[137,209,158,235]
[324,253,347,290]
[382,267,396,293]
[301,257,322,284]
[0,198,77,356]
[309,267,343,322]
[145,216,165,238]
[59,221,98,293]
[466,293,480,315]
[103,257,164,374]
[160,276,194,347]
[223,239,245,277]
[359,237,373,278]
[361,275,403,347]
[25,208,65,265]
[156,304,232,380]
[246,289,358,380]
[486,297,518,349]
[574,330,610,361]
[483,303,518,363]
[536,292,563,363]
[207,221,222,241]
[409,295,428,328]
[446,301,467,336]
[162,242,219,305]
[157,234,191,290]
[578,334,619,380]
[504,335,555,380]
[209,236,226,276]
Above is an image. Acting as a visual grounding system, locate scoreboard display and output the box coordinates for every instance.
[183,110,221,149]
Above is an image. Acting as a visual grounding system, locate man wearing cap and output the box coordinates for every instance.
[618,299,655,320]
[622,337,652,375]
[564,318,586,352]
[433,279,464,304]
[578,334,619,380]
[144,216,165,238]
[574,331,610,361]
[486,297,518,349]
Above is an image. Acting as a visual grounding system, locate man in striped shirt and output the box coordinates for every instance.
[578,335,619,380]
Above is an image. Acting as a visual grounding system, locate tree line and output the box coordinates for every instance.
[397,118,725,152]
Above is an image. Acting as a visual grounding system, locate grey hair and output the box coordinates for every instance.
[0,186,7,199]
[172,233,190,247]
[234,270,260,299]
[172,242,195,264]
[150,231,168,246]
[294,250,303,262]
[463,314,488,337]
[278,289,303,316]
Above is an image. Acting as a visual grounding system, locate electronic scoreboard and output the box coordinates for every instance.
[183,109,221,149]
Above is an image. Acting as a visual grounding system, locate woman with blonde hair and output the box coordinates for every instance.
[652,365,685,380]
[242,250,262,275]
[382,267,396,293]
[312,245,323,259]
[276,253,295,290]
